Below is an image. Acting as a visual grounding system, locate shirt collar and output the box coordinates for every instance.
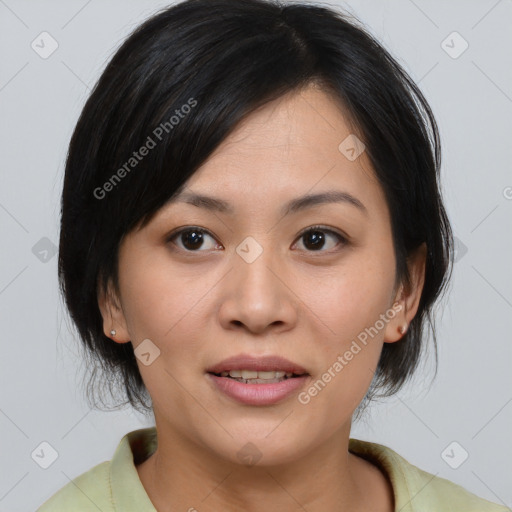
[110,427,158,511]
[349,438,414,511]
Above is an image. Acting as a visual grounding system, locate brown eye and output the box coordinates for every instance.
[295,226,347,252]
[168,227,221,252]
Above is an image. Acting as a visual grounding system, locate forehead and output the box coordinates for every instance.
[167,84,386,219]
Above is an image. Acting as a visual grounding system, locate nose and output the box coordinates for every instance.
[217,244,298,335]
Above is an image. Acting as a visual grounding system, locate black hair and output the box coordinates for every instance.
[58,0,453,415]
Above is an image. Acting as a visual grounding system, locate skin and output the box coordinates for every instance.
[99,82,426,512]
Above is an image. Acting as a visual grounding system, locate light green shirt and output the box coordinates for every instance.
[36,427,508,511]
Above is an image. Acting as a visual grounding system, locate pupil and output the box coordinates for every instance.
[304,230,324,250]
[182,230,203,250]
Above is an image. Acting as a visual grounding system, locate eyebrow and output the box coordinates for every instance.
[168,189,367,217]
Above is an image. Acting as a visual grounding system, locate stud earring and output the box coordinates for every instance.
[110,329,116,337]
[398,324,407,335]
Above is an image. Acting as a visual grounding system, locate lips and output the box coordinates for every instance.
[205,354,309,376]
[205,354,310,405]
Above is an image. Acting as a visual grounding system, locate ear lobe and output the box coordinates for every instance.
[384,242,427,344]
[97,278,130,343]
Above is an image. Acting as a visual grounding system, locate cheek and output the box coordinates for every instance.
[119,263,172,338]
[118,250,220,363]
[297,245,396,414]
[118,248,183,331]
[119,253,209,409]
[298,264,395,421]
[310,253,396,345]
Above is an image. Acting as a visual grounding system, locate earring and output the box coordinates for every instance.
[110,329,116,337]
[398,324,407,335]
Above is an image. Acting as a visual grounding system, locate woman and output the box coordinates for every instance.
[37,0,507,510]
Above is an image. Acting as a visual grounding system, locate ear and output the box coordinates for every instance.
[384,242,427,343]
[97,277,130,343]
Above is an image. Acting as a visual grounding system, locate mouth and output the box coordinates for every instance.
[205,354,310,405]
[205,353,309,381]
[208,369,307,384]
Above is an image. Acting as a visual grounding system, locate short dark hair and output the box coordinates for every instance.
[58,0,453,415]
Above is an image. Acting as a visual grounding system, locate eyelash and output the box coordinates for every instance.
[166,225,348,254]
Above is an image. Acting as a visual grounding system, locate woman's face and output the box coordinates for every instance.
[101,83,424,465]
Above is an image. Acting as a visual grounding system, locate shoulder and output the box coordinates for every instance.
[36,461,113,511]
[349,438,508,512]
[409,461,508,511]
[36,426,158,512]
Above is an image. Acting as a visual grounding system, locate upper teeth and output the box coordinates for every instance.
[220,370,294,379]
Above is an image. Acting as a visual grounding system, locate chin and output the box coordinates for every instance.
[203,427,310,468]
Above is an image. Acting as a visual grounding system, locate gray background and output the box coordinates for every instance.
[1,0,511,510]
